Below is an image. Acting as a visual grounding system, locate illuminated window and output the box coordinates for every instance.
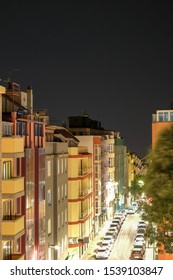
[47,189,51,206]
[61,158,64,173]
[48,218,51,235]
[3,161,11,179]
[47,160,51,177]
[58,187,60,202]
[65,183,67,198]
[65,209,67,223]
[65,158,67,172]
[61,185,64,200]
[57,159,60,174]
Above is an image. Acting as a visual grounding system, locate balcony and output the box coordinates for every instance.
[2,136,24,157]
[10,254,25,260]
[2,215,25,239]
[2,177,24,198]
[79,167,92,177]
[79,189,88,197]
[79,209,88,220]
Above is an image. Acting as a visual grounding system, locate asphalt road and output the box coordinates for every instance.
[109,213,141,260]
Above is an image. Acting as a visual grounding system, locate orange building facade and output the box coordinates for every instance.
[152,109,173,260]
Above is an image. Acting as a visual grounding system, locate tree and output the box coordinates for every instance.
[130,175,144,200]
[142,124,173,254]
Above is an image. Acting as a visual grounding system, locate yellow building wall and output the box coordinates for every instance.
[68,180,79,199]
[2,137,25,154]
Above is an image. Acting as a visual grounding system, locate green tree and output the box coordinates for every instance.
[130,175,144,200]
[142,125,173,253]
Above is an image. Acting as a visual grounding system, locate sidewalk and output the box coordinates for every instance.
[81,220,111,260]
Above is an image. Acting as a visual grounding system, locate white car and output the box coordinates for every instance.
[95,247,110,259]
[102,236,114,245]
[127,207,135,214]
[115,213,126,221]
[101,241,113,251]
[135,236,145,244]
[106,228,118,238]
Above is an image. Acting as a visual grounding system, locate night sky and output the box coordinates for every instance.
[1,1,173,158]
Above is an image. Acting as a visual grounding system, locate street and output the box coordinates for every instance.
[109,213,141,260]
[82,212,142,260]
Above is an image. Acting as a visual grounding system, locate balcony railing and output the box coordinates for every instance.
[2,215,24,237]
[79,209,88,219]
[2,177,24,196]
[79,168,92,176]
[2,136,24,155]
[11,254,25,260]
[79,189,88,197]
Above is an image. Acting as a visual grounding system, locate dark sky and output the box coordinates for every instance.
[1,1,173,158]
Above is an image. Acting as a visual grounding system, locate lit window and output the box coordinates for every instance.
[48,218,51,235]
[47,160,51,177]
[47,189,51,206]
[61,159,64,173]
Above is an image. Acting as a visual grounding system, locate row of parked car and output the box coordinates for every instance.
[95,212,127,259]
[129,220,148,260]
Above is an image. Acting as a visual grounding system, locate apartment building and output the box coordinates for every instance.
[68,113,117,227]
[45,125,78,260]
[2,82,46,260]
[68,145,93,259]
[114,133,128,210]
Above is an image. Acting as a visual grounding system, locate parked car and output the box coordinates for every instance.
[102,236,114,245]
[112,218,123,225]
[135,236,146,244]
[106,228,118,238]
[129,248,144,260]
[95,247,110,259]
[137,220,147,226]
[133,241,146,254]
[115,213,126,221]
[137,228,146,234]
[127,207,135,214]
[101,240,113,251]
[109,223,121,231]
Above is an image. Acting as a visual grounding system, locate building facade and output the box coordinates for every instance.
[2,82,46,260]
[68,145,93,259]
[45,126,73,260]
[152,108,173,260]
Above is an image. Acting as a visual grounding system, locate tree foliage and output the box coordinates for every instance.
[142,125,173,253]
[130,175,144,199]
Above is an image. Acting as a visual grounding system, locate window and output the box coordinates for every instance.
[65,209,67,223]
[62,212,64,226]
[65,183,67,198]
[17,121,26,136]
[61,185,64,200]
[170,112,173,121]
[58,214,60,229]
[47,160,51,177]
[47,189,51,207]
[2,122,13,136]
[61,158,64,173]
[65,158,67,172]
[58,187,60,202]
[3,161,11,180]
[158,111,168,122]
[57,159,60,174]
[48,218,51,235]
